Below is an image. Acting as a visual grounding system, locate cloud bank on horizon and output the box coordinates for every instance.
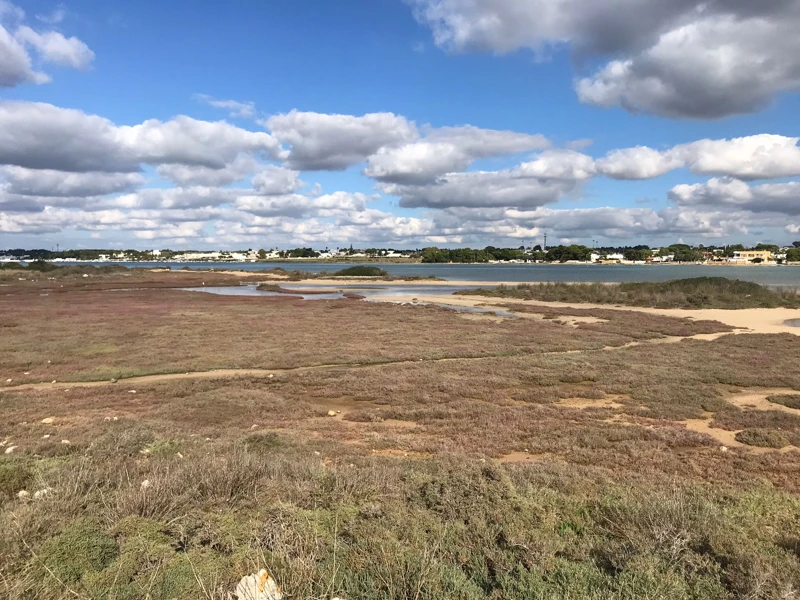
[1,0,799,249]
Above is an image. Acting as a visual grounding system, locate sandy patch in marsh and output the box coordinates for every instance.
[682,418,747,449]
[557,397,625,410]
[497,451,557,463]
[378,294,800,336]
[725,388,800,414]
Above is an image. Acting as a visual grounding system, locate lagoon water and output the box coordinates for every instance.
[80,261,800,286]
[182,285,521,319]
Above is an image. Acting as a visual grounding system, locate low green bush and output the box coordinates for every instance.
[0,262,24,271]
[37,520,119,584]
[332,266,389,277]
[735,428,791,448]
[0,459,32,500]
[25,260,59,272]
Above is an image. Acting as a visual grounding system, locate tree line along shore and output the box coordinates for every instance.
[3,241,800,265]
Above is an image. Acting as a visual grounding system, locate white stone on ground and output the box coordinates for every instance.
[233,569,282,600]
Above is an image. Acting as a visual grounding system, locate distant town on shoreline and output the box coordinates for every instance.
[3,242,800,266]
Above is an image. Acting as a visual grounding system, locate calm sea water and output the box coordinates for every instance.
[75,261,800,286]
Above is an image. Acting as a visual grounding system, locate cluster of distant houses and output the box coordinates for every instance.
[3,246,794,265]
[37,248,412,263]
[585,248,791,265]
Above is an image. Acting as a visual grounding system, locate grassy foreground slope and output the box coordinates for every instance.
[457,277,800,309]
[1,273,800,599]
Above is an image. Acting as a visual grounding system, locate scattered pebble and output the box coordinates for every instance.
[720,446,729,453]
[140,480,150,489]
[110,378,118,384]
[176,452,184,459]
[42,434,51,439]
[5,446,18,454]
[60,440,71,445]
[41,417,55,425]
[17,490,30,500]
[268,374,274,379]
[327,410,337,417]
[51,380,57,384]
[314,451,321,456]
[128,390,136,394]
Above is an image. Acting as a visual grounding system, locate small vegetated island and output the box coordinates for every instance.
[255,265,440,290]
[457,276,800,309]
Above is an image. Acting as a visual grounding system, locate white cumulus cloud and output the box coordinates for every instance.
[0,101,283,173]
[364,125,550,184]
[266,110,418,170]
[409,0,800,118]
[0,2,93,87]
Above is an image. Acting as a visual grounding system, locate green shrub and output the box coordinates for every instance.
[333,266,389,277]
[37,520,119,583]
[0,459,32,500]
[25,260,58,272]
[735,429,791,448]
[0,262,24,271]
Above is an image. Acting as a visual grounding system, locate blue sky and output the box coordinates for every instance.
[1,0,800,249]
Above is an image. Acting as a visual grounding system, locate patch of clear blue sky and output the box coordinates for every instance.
[6,0,799,247]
